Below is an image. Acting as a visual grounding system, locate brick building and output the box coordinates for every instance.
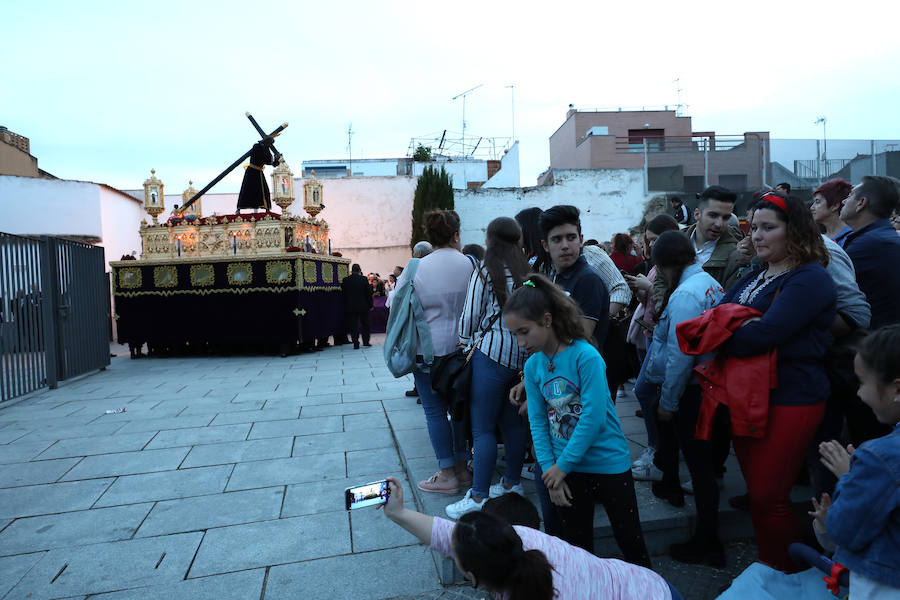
[545,107,770,193]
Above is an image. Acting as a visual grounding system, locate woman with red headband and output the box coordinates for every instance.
[715,193,836,572]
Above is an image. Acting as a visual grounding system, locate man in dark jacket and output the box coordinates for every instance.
[342,264,373,349]
[684,186,747,291]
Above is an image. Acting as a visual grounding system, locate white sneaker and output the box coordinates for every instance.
[632,447,655,469]
[616,389,628,399]
[489,479,525,498]
[445,489,485,519]
[631,463,663,482]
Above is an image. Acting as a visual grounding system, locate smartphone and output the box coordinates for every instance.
[635,318,655,333]
[344,479,390,510]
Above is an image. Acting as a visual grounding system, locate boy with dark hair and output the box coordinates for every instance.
[670,196,692,225]
[774,182,791,195]
[538,205,610,348]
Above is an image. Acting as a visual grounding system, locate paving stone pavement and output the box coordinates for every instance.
[0,336,766,599]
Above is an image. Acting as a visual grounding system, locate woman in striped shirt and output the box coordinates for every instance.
[446,217,532,519]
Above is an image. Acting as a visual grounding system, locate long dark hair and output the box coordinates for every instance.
[454,511,555,600]
[483,217,531,306]
[753,194,829,267]
[651,230,696,314]
[503,274,585,346]
[515,207,550,274]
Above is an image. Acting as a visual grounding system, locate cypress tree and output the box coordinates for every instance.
[410,165,454,249]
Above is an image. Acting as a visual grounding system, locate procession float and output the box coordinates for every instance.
[109,115,350,355]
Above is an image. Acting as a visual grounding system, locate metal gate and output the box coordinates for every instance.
[0,233,110,403]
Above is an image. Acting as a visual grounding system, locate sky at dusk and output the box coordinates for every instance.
[4,0,900,193]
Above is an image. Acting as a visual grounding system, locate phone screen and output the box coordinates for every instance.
[345,480,390,510]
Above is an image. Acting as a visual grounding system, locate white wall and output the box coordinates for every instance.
[413,160,488,190]
[0,176,102,239]
[456,168,649,247]
[98,187,145,264]
[302,175,418,276]
[482,142,520,188]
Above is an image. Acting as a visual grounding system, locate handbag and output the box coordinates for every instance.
[430,311,501,422]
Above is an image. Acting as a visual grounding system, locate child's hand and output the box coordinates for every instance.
[819,441,855,478]
[808,492,832,530]
[549,481,573,507]
[508,382,528,417]
[541,464,567,490]
[377,476,403,520]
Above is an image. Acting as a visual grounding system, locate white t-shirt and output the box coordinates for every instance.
[430,517,672,600]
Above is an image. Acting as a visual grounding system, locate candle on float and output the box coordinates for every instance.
[176,237,182,257]
[232,233,238,254]
[328,239,332,254]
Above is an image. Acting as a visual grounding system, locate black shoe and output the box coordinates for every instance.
[353,342,360,349]
[362,342,372,347]
[652,481,685,508]
[670,536,726,568]
[405,388,419,397]
[728,493,750,511]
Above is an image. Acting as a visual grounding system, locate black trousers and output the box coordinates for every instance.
[345,311,370,345]
[556,470,652,567]
[655,386,721,540]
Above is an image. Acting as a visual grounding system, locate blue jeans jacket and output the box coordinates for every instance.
[644,263,724,412]
[828,423,900,587]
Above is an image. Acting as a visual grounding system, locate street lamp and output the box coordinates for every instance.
[815,116,827,175]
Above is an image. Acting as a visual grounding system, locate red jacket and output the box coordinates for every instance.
[676,303,777,440]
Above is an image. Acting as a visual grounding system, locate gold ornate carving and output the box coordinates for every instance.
[190,264,215,287]
[119,268,142,289]
[265,260,294,284]
[337,263,349,281]
[153,265,178,288]
[227,263,253,285]
[303,260,318,284]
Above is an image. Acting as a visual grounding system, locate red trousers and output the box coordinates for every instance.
[733,403,825,572]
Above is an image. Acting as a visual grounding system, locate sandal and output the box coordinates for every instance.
[418,472,460,494]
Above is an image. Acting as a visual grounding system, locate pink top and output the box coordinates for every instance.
[430,517,672,600]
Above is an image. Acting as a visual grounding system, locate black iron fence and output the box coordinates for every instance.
[0,233,110,403]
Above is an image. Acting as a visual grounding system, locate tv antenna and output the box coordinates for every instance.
[452,83,483,153]
[674,78,683,116]
[505,84,516,142]
[347,122,354,173]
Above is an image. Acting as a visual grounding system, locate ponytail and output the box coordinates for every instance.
[503,273,585,345]
[507,549,555,600]
[454,512,555,600]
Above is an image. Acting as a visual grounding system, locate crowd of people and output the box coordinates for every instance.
[379,174,900,599]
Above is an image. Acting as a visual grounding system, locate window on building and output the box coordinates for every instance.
[684,176,705,194]
[628,129,665,152]
[718,174,748,192]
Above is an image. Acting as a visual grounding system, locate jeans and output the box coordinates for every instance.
[532,461,564,537]
[470,349,524,499]
[633,355,661,449]
[413,364,469,469]
[655,386,720,540]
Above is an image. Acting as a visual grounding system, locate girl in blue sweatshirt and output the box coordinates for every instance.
[503,274,651,567]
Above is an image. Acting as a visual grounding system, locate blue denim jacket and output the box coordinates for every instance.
[644,263,724,412]
[828,423,900,588]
